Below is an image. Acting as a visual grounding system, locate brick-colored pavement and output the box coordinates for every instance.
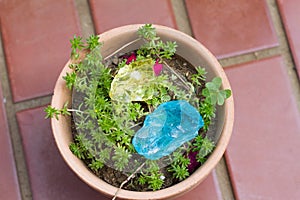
[185,0,279,59]
[225,56,300,199]
[0,0,299,199]
[89,0,177,33]
[0,0,81,102]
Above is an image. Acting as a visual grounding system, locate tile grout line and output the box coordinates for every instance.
[13,96,52,112]
[74,0,96,38]
[170,0,193,36]
[266,0,300,111]
[0,25,32,200]
[215,158,235,200]
[218,46,281,68]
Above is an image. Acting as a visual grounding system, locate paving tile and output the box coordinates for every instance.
[224,56,300,199]
[185,0,278,59]
[277,0,300,77]
[0,0,81,102]
[16,106,109,200]
[175,171,222,200]
[0,83,21,200]
[89,0,177,34]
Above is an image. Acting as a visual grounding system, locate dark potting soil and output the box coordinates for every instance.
[71,52,208,191]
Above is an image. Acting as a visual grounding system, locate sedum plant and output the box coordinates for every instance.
[45,24,231,195]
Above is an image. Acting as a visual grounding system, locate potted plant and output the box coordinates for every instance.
[46,24,234,200]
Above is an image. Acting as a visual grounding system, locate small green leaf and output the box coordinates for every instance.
[196,67,207,80]
[89,159,104,171]
[168,164,189,181]
[202,88,210,97]
[70,35,84,58]
[86,35,100,50]
[138,24,158,41]
[225,89,232,98]
[69,142,85,159]
[60,102,71,116]
[63,71,76,90]
[212,77,222,88]
[209,95,217,105]
[138,174,147,185]
[44,105,60,120]
[202,77,231,106]
[198,137,215,158]
[217,94,225,105]
[205,82,217,90]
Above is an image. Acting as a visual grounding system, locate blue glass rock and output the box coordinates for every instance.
[132,100,204,160]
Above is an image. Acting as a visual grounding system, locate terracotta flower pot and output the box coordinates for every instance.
[51,24,234,200]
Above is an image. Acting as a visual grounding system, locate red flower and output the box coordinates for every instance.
[126,53,136,64]
[153,60,163,76]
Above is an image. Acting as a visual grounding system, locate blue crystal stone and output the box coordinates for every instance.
[132,100,204,160]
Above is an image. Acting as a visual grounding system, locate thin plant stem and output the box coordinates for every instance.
[161,59,190,91]
[67,108,84,113]
[128,122,143,129]
[112,162,146,200]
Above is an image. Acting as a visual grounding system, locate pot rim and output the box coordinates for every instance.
[51,24,234,200]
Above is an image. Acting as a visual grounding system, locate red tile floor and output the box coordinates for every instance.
[0,0,300,199]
